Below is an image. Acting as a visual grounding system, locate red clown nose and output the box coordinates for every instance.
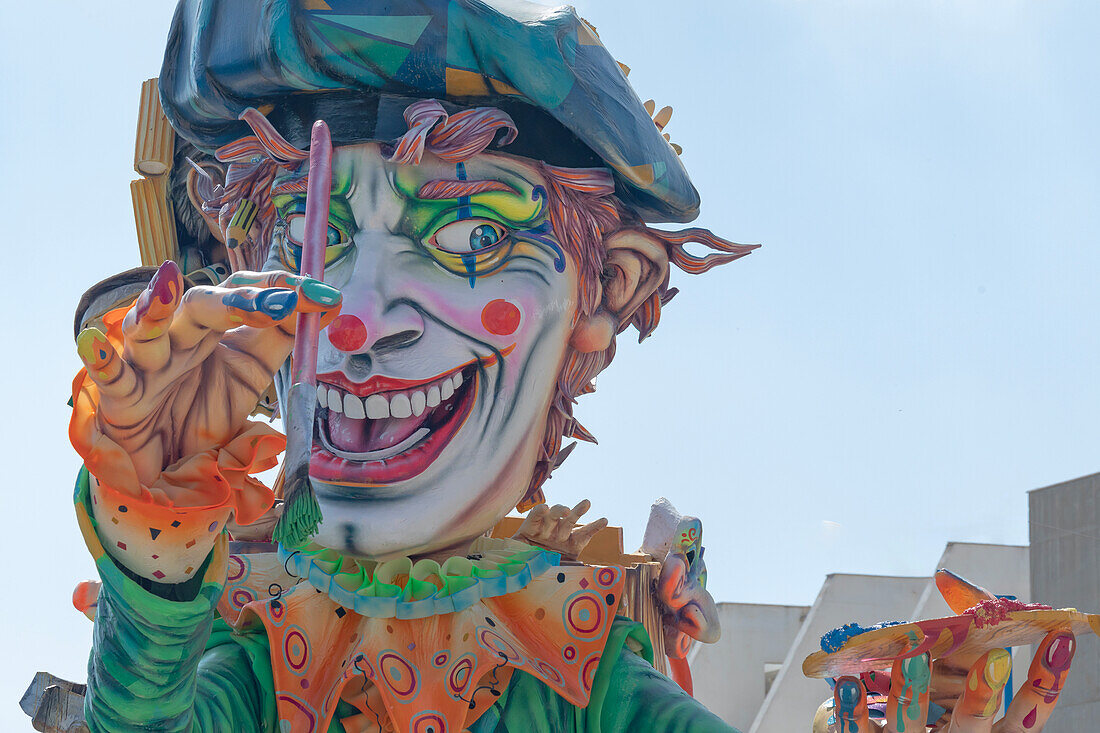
[327,314,368,352]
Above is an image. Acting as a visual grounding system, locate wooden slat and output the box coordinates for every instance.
[134,78,174,177]
[130,177,177,266]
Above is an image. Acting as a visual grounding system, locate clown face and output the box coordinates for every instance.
[265,144,579,560]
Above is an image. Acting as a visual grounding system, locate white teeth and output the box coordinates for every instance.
[327,388,343,413]
[321,369,466,422]
[390,393,413,418]
[343,393,365,419]
[365,394,389,419]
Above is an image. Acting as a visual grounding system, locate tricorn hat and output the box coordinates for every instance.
[159,0,700,222]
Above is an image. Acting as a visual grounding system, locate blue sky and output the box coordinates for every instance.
[1,0,1097,724]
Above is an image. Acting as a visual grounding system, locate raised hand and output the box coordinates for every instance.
[72,261,340,581]
[76,262,340,485]
[512,500,608,560]
[828,630,1076,732]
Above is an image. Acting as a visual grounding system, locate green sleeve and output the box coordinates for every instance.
[587,618,740,733]
[77,469,277,733]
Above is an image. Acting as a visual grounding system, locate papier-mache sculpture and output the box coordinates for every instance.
[21,1,1098,732]
[42,1,745,731]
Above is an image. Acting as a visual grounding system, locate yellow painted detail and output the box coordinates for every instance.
[446,68,491,96]
[623,163,656,186]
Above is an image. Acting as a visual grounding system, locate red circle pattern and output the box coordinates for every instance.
[284,628,310,673]
[412,712,448,733]
[379,652,419,699]
[447,654,475,695]
[564,592,604,638]
[580,652,601,693]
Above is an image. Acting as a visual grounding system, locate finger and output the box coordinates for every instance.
[172,281,340,373]
[569,516,609,549]
[76,327,137,399]
[945,648,1012,732]
[883,654,931,733]
[832,676,873,733]
[548,504,577,543]
[121,260,185,372]
[213,279,341,365]
[546,504,570,521]
[517,503,550,539]
[994,631,1076,733]
[172,285,299,344]
[222,271,341,313]
[564,499,592,525]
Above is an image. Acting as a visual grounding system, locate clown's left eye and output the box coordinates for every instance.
[431,219,509,254]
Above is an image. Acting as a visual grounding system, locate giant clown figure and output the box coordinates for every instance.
[34,1,1094,732]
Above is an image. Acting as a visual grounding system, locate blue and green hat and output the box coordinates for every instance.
[159,0,700,222]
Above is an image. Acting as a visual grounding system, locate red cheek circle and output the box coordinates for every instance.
[327,314,368,352]
[481,299,521,336]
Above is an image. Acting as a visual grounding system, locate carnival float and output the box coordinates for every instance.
[20,1,1098,731]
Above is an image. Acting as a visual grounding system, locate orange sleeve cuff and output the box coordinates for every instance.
[69,306,283,526]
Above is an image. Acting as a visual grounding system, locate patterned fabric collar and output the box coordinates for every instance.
[221,540,626,733]
[279,537,559,619]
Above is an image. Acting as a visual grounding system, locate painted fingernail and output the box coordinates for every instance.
[1044,632,1075,670]
[987,649,1012,686]
[76,327,111,367]
[1031,631,1075,700]
[834,676,866,731]
[836,677,863,707]
[300,278,341,307]
[136,260,183,321]
[256,289,298,319]
[223,289,298,320]
[963,649,1011,718]
[888,645,931,731]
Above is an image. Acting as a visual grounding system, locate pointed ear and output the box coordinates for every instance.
[570,229,669,353]
[185,163,227,244]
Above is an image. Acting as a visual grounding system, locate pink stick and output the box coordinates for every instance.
[290,120,332,387]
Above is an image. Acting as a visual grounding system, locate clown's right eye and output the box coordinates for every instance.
[285,214,345,247]
[278,214,352,271]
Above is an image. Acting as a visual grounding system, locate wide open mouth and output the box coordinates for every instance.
[309,363,477,486]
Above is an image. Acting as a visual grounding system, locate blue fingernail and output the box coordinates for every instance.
[257,289,298,319]
[837,678,862,707]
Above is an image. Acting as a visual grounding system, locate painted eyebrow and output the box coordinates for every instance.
[416,179,516,200]
[271,176,308,195]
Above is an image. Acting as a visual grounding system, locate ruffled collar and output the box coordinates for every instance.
[279,536,559,619]
[226,539,627,733]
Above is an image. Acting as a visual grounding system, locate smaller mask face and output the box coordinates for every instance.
[264,144,581,559]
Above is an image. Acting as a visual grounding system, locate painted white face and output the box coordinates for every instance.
[265,144,579,559]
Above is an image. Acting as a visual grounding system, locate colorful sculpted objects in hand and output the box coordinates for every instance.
[808,570,1098,732]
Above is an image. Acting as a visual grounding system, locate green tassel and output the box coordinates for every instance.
[273,477,322,548]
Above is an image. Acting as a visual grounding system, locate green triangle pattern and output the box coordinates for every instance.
[319,14,431,46]
[312,19,413,78]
